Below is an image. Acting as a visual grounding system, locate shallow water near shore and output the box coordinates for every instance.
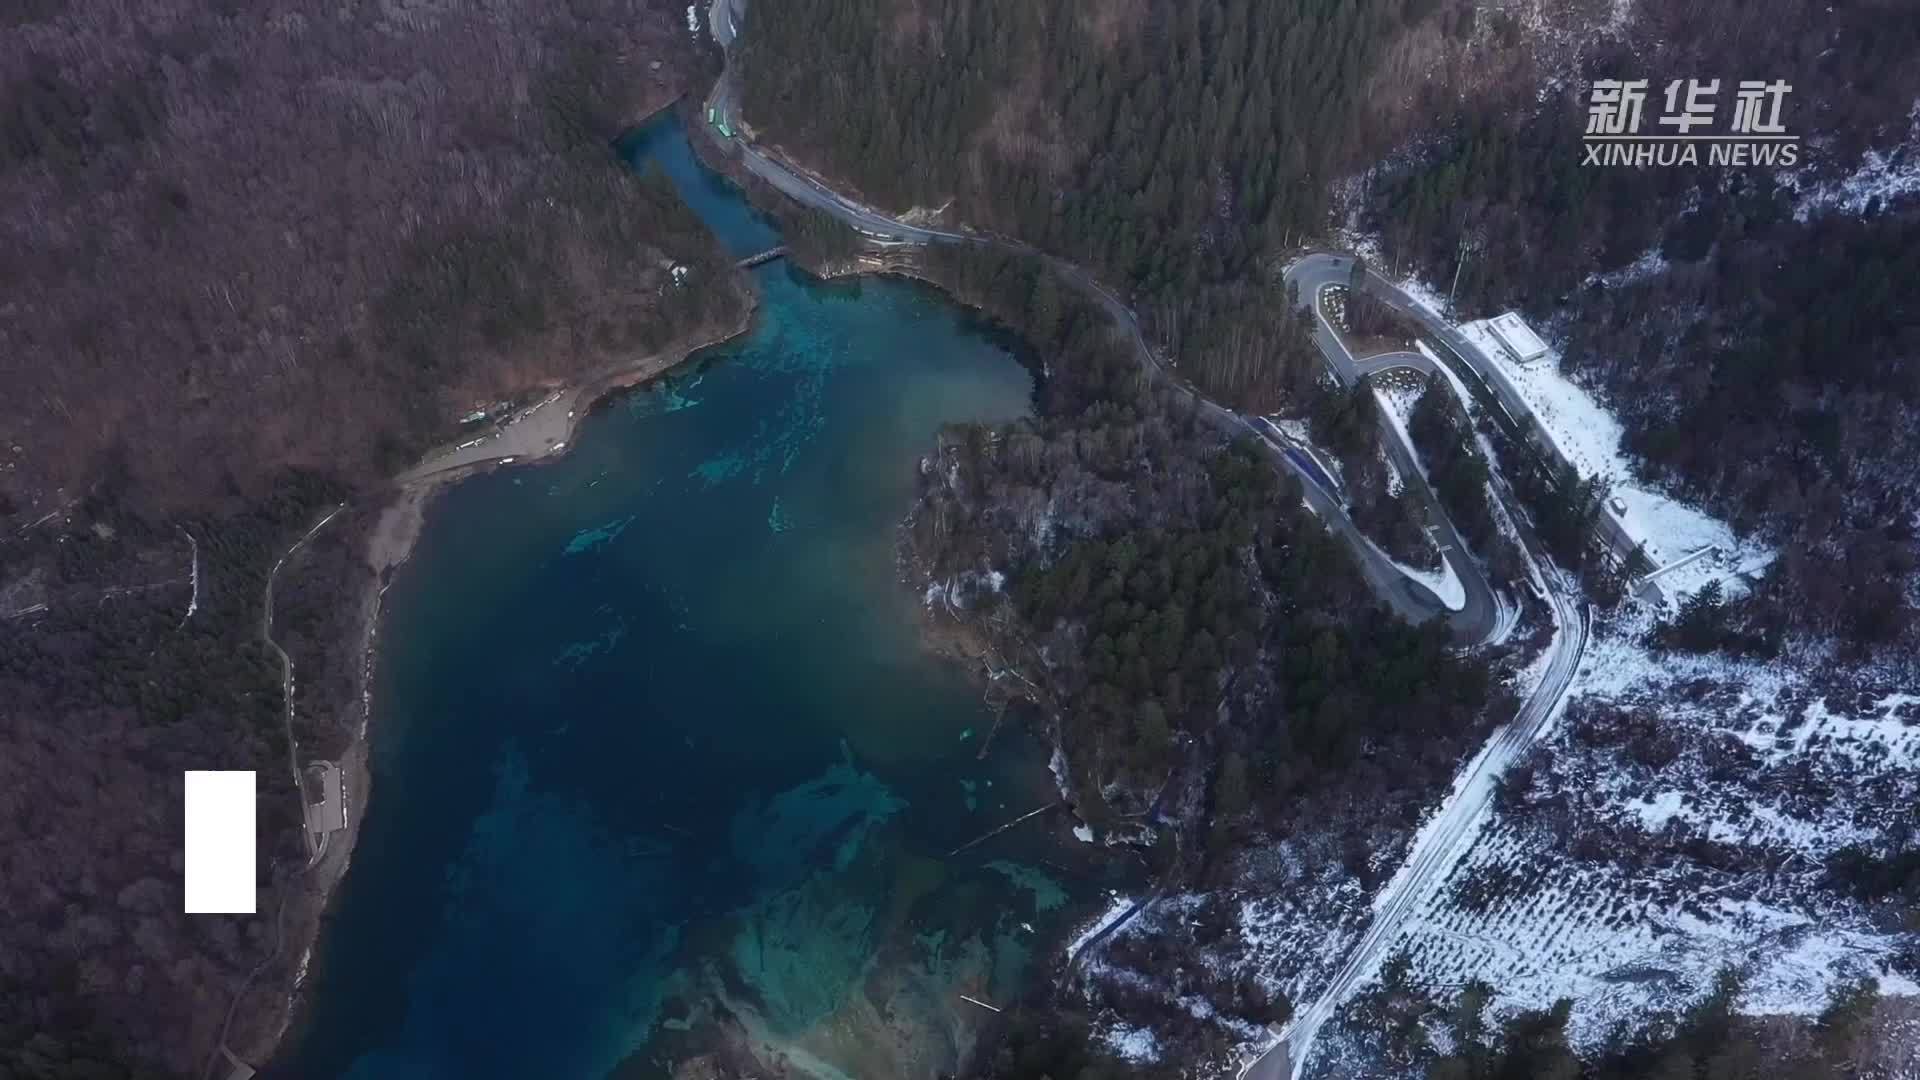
[279,112,1115,1080]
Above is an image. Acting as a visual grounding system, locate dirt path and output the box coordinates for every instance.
[396,309,755,488]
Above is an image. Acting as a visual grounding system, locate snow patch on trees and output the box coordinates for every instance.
[1789,98,1920,220]
[1378,443,1404,497]
[1414,340,1478,408]
[1584,247,1670,289]
[1455,319,1772,608]
[1369,381,1466,610]
[1340,608,1920,1052]
[1371,382,1429,480]
[1099,1022,1162,1063]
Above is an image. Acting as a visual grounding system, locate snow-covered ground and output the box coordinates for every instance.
[1380,267,1768,611]
[1458,319,1626,484]
[1454,318,1772,608]
[1332,608,1920,1054]
[1265,417,1315,446]
[1395,275,1451,321]
[1584,247,1670,290]
[1262,416,1348,494]
[1274,570,1586,1077]
[1060,507,1575,1078]
[1414,340,1477,408]
[1390,550,1466,612]
[1484,592,1523,648]
[1789,98,1920,220]
[1370,384,1422,505]
[1068,893,1138,961]
[1100,1023,1162,1064]
[1371,382,1428,481]
[1610,484,1776,603]
[1378,445,1404,497]
[1366,384,1467,611]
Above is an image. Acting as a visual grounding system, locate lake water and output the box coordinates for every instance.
[278,113,1113,1080]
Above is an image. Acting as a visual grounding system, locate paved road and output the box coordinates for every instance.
[712,71,966,245]
[262,505,345,864]
[1244,568,1586,1080]
[1303,257,1539,438]
[706,29,1595,1080]
[1308,255,1650,580]
[1279,263,1498,645]
[1288,255,1550,466]
[704,69,1493,642]
[1242,258,1593,1080]
[707,0,741,49]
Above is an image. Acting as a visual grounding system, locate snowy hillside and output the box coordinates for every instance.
[1451,315,1774,611]
[1368,256,1777,615]
[1315,606,1920,1060]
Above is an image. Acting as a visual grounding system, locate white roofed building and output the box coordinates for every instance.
[1488,311,1550,365]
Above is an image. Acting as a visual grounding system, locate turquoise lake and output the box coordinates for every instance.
[279,114,1113,1079]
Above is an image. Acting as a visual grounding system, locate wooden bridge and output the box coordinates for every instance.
[735,245,788,269]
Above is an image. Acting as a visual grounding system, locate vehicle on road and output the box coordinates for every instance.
[1283,447,1340,500]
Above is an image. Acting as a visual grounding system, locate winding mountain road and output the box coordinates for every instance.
[1240,571,1586,1080]
[702,33,1592,1078]
[703,63,1496,644]
[1278,261,1498,643]
[1244,258,1593,1078]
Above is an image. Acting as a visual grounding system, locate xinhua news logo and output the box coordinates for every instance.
[1584,79,1797,168]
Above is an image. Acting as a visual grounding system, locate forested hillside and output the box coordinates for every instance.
[910,243,1489,824]
[1336,965,1920,1080]
[901,239,1513,1074]
[737,0,1424,409]
[1,2,738,511]
[742,0,1920,1072]
[739,0,1920,658]
[0,1,742,1074]
[1356,2,1920,652]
